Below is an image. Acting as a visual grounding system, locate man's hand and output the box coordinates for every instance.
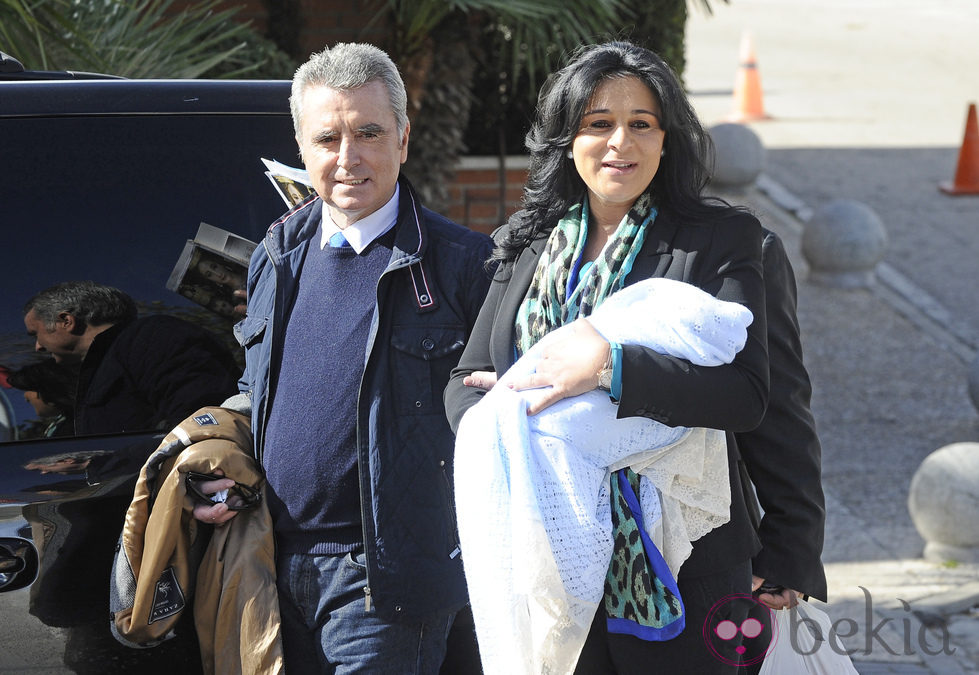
[752,575,801,610]
[503,318,610,415]
[190,469,240,527]
[232,289,247,319]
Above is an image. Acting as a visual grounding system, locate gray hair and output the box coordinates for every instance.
[24,281,137,328]
[290,42,408,140]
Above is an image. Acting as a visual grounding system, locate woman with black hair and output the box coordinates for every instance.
[445,41,770,673]
[7,358,76,437]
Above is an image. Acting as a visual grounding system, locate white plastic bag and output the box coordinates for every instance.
[759,599,859,674]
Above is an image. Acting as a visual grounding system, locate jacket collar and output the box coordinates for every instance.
[265,175,435,311]
[265,195,321,257]
[390,176,426,261]
[265,175,426,261]
[81,320,129,371]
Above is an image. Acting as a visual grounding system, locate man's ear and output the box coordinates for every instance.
[399,121,410,164]
[60,312,82,334]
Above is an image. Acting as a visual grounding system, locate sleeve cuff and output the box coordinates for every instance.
[610,341,623,402]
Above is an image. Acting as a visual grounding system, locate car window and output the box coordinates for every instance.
[0,109,298,439]
[0,81,304,673]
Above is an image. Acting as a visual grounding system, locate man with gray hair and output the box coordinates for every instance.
[193,43,493,672]
[23,280,240,435]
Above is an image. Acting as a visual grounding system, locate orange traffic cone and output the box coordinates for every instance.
[940,103,979,195]
[728,32,770,122]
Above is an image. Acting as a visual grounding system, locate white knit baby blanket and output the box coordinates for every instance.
[454,278,754,675]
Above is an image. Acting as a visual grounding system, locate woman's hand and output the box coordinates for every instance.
[506,318,610,415]
[463,371,498,390]
[751,575,801,610]
[190,469,240,527]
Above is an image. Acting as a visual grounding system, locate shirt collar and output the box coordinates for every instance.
[320,184,400,253]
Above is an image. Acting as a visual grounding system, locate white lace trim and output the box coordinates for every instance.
[454,278,752,675]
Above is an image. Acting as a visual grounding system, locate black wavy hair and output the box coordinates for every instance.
[493,41,735,264]
[7,359,77,413]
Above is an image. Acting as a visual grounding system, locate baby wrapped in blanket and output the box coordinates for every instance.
[454,277,754,675]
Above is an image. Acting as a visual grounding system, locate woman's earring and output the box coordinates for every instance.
[661,148,666,157]
[566,150,574,159]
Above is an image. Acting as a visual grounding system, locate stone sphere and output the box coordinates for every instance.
[708,123,765,188]
[968,354,979,413]
[908,442,979,562]
[801,199,887,288]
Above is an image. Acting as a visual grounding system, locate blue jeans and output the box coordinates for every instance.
[275,551,455,674]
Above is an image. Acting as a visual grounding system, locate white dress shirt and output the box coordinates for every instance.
[319,184,400,253]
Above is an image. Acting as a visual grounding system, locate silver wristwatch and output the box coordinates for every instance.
[597,347,613,391]
[597,367,613,392]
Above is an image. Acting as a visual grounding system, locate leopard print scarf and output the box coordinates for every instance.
[513,193,654,357]
[605,467,686,640]
[512,194,684,641]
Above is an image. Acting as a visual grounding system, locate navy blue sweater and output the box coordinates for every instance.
[263,229,393,555]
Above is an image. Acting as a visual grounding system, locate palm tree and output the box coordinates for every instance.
[365,0,632,210]
[0,0,294,78]
[1,0,724,210]
[368,0,725,210]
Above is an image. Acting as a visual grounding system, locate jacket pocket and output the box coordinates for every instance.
[233,316,267,348]
[390,325,466,415]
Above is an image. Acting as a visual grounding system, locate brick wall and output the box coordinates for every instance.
[445,156,529,236]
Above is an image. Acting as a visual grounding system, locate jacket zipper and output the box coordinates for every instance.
[440,460,462,560]
[256,238,282,464]
[355,239,423,614]
[261,203,422,615]
[356,255,409,614]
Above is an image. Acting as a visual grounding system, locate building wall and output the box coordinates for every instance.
[445,156,528,235]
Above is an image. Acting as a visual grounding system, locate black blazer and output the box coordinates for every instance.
[446,206,770,578]
[736,231,827,600]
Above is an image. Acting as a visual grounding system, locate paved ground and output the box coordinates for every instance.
[688,1,979,672]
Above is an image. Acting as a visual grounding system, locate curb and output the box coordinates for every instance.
[753,174,978,365]
[728,177,979,675]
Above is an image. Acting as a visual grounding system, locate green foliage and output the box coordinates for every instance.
[625,0,689,81]
[0,0,296,78]
[372,0,631,92]
[0,0,73,70]
[397,13,476,209]
[367,0,632,208]
[464,0,725,157]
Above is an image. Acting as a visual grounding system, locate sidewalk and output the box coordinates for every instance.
[723,180,979,674]
[686,1,979,671]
